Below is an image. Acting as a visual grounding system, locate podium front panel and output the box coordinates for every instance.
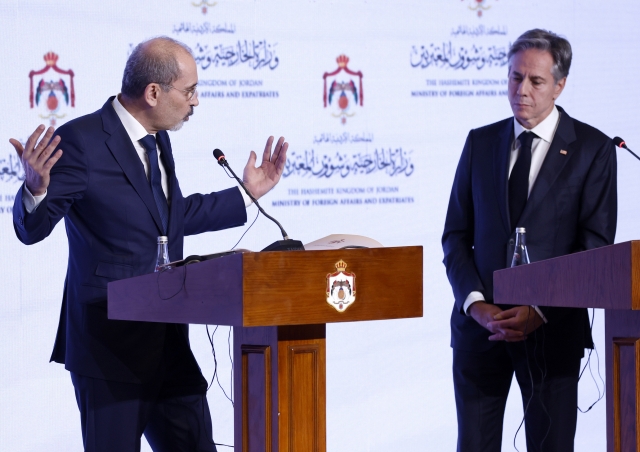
[241,246,423,326]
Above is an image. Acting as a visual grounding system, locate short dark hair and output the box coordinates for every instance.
[121,36,193,99]
[508,29,572,83]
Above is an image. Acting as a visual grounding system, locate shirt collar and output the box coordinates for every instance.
[513,105,560,144]
[112,95,152,143]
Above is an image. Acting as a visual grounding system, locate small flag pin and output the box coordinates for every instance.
[560,150,568,155]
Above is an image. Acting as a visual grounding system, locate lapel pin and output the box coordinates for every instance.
[560,150,568,155]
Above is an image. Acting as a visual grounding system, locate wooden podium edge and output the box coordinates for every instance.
[494,241,635,310]
[632,241,640,310]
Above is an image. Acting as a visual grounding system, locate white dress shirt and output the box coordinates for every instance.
[23,95,251,212]
[463,106,561,320]
[112,95,171,200]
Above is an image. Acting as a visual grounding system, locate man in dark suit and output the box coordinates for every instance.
[442,29,617,451]
[10,37,288,452]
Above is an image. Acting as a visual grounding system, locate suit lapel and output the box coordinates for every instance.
[518,108,577,225]
[100,98,164,233]
[493,119,514,235]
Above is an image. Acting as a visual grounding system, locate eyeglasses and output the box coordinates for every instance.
[162,84,198,101]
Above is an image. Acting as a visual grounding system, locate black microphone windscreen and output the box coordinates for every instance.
[613,136,626,148]
[213,148,225,159]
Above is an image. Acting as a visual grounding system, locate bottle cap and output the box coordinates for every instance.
[157,236,168,244]
[515,227,526,234]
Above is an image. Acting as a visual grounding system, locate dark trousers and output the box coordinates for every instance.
[70,325,217,452]
[453,341,581,452]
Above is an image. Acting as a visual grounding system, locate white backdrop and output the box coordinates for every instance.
[0,0,639,450]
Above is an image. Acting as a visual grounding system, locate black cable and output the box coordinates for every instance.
[512,308,551,452]
[201,327,235,448]
[206,325,234,406]
[215,339,234,406]
[578,308,605,413]
[578,308,597,382]
[206,325,219,392]
[231,206,259,251]
[535,318,551,450]
[586,344,606,409]
[217,155,290,240]
[513,307,534,452]
[200,393,234,448]
[195,163,241,448]
[228,326,234,405]
[155,265,187,300]
[222,162,260,250]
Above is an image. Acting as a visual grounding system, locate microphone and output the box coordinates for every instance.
[613,136,640,161]
[213,149,304,252]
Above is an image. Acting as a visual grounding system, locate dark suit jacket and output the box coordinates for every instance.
[13,97,248,383]
[442,106,617,360]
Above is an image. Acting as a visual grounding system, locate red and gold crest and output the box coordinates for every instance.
[29,52,75,126]
[326,260,356,312]
[322,55,363,125]
[461,0,495,17]
[192,0,217,14]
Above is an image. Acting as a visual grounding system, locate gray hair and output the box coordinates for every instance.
[121,36,193,99]
[508,29,572,83]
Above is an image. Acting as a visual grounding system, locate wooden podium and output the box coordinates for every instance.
[493,241,640,452]
[108,246,423,452]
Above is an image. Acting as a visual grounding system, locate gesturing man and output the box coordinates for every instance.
[442,29,617,451]
[11,37,288,452]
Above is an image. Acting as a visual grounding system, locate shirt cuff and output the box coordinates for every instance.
[240,189,253,208]
[463,291,485,315]
[532,305,548,323]
[23,184,47,214]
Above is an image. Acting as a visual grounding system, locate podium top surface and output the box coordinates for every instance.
[108,246,423,326]
[494,240,640,310]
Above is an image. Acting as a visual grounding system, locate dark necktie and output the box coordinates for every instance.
[139,134,169,234]
[509,131,536,229]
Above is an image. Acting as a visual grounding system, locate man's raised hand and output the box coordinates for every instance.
[10,125,63,196]
[242,136,288,200]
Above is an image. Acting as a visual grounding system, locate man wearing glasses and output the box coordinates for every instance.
[10,36,288,452]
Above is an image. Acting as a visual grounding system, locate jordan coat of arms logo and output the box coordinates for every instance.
[326,260,356,312]
[322,55,363,125]
[29,52,75,126]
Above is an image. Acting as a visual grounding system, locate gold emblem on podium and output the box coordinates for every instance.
[326,260,356,312]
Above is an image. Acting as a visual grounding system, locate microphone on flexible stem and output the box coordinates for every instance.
[613,136,640,161]
[213,149,304,252]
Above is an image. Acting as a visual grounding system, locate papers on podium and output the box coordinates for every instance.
[304,234,383,250]
[161,235,381,270]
